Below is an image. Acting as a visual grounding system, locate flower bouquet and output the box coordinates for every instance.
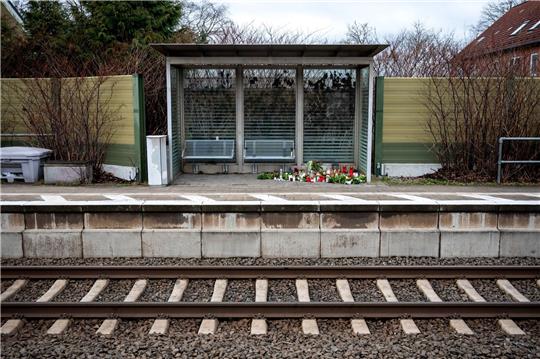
[257,161,366,184]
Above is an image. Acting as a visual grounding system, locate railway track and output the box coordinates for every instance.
[1,265,539,336]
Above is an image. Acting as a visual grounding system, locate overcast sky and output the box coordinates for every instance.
[218,0,491,42]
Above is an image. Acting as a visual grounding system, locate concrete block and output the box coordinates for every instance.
[250,319,267,335]
[142,230,201,257]
[302,319,319,335]
[83,229,141,257]
[44,163,92,184]
[85,212,142,229]
[97,319,119,336]
[47,319,71,335]
[261,212,319,229]
[496,279,530,302]
[321,212,378,229]
[439,212,497,230]
[149,319,170,335]
[25,213,83,230]
[203,213,260,231]
[380,212,438,230]
[81,279,109,302]
[351,319,370,335]
[400,319,420,334]
[261,230,320,258]
[450,319,474,335]
[143,212,201,229]
[380,231,439,257]
[440,231,500,257]
[23,230,82,258]
[499,232,540,257]
[202,231,260,257]
[0,279,27,302]
[320,230,379,257]
[499,213,540,230]
[498,319,526,335]
[198,319,218,334]
[1,319,24,336]
[0,213,25,232]
[1,232,23,258]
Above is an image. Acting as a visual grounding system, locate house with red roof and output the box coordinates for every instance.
[457,1,540,76]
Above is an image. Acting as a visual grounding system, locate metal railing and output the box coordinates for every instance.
[497,137,540,184]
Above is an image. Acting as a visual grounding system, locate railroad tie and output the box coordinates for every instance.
[250,279,268,335]
[198,279,228,335]
[0,279,28,303]
[496,280,530,303]
[456,279,526,335]
[149,279,189,335]
[376,279,420,335]
[37,279,68,302]
[416,279,473,335]
[296,279,319,335]
[96,279,147,336]
[1,279,68,336]
[336,279,370,335]
[1,279,28,336]
[47,279,110,336]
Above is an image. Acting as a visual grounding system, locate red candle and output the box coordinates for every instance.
[349,167,353,177]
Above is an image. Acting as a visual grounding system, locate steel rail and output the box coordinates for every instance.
[2,266,539,279]
[2,302,539,319]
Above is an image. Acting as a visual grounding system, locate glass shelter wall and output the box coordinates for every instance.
[183,69,236,140]
[243,69,296,141]
[175,66,365,170]
[303,69,356,163]
[243,68,296,162]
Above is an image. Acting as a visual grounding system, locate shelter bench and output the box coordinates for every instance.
[244,139,295,162]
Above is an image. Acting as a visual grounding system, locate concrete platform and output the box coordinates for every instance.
[0,190,538,258]
[2,174,540,193]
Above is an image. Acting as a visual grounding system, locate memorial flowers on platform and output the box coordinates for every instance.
[257,161,366,184]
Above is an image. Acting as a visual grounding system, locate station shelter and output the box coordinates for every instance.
[151,44,387,183]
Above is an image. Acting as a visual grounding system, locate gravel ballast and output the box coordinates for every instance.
[389,279,427,302]
[3,317,538,359]
[3,256,539,267]
[181,280,214,302]
[95,280,134,302]
[52,280,94,302]
[139,279,175,302]
[2,257,539,358]
[1,279,14,293]
[430,279,471,302]
[10,280,55,302]
[308,280,341,302]
[509,279,540,302]
[469,280,513,302]
[349,280,385,302]
[268,280,297,302]
[223,280,254,302]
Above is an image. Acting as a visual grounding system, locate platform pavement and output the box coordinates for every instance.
[0,174,539,194]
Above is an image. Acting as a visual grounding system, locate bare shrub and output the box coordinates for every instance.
[424,55,540,182]
[5,52,120,179]
[211,22,326,45]
[345,22,461,77]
